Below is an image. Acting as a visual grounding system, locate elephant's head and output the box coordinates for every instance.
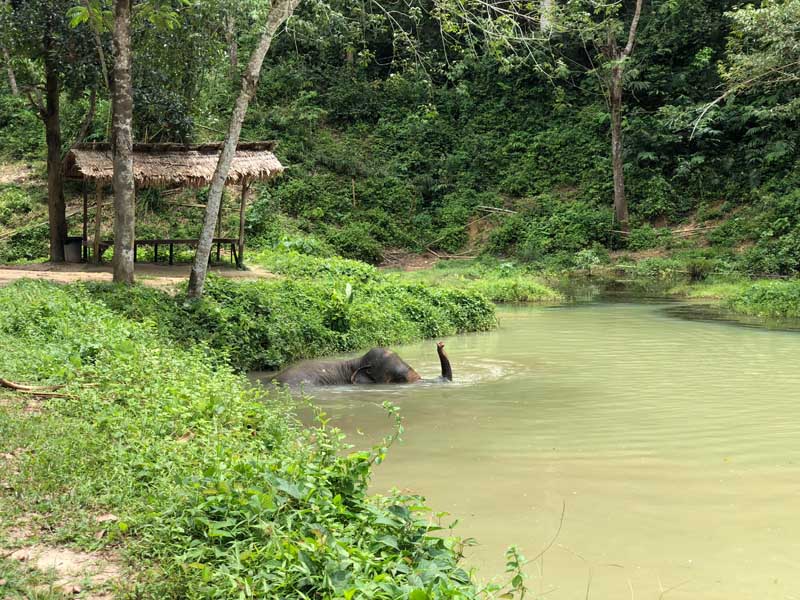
[351,348,422,384]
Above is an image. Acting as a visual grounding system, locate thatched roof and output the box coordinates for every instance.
[64,142,284,188]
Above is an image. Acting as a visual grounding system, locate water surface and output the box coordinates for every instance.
[257,302,800,599]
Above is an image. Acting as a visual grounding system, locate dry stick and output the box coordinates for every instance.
[529,500,566,564]
[690,59,800,139]
[0,378,63,392]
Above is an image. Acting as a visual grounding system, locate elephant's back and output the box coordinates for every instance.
[274,359,345,386]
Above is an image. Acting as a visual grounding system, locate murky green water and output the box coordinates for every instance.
[257,302,800,599]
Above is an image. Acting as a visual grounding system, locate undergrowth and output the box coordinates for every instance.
[85,260,496,371]
[0,280,493,599]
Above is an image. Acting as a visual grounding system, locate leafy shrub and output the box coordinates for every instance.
[727,280,800,319]
[489,198,617,262]
[86,268,496,371]
[464,277,563,303]
[627,224,673,251]
[255,250,379,282]
[0,186,34,225]
[0,223,49,263]
[0,95,44,160]
[326,221,384,264]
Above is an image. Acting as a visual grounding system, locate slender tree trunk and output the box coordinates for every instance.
[188,0,300,299]
[609,64,628,229]
[225,13,238,78]
[604,0,642,231]
[111,0,135,284]
[44,50,66,262]
[2,45,18,96]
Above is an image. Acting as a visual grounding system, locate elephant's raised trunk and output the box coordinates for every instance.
[437,342,452,381]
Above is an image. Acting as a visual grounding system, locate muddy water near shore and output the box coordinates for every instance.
[254,302,800,599]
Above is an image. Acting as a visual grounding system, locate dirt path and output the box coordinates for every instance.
[0,262,275,288]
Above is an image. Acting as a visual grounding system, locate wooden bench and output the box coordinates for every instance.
[84,238,241,266]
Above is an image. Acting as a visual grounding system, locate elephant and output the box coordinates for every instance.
[274,342,453,386]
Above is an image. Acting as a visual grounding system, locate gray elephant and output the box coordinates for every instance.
[275,342,452,386]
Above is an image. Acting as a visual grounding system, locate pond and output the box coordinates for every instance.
[254,301,800,599]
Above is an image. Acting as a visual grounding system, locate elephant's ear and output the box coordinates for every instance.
[351,364,375,384]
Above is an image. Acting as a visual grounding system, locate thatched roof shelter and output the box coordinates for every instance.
[64,141,284,188]
[65,141,285,268]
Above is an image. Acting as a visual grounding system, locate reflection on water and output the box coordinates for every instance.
[663,302,800,332]
[253,302,800,600]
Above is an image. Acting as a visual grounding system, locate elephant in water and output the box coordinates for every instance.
[275,342,453,386]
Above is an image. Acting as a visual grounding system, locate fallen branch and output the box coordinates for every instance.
[0,377,63,393]
[476,205,517,214]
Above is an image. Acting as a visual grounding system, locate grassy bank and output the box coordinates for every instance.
[0,280,491,598]
[85,252,496,371]
[385,259,563,304]
[618,258,800,320]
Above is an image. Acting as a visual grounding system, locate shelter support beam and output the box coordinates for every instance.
[238,179,249,269]
[93,183,103,264]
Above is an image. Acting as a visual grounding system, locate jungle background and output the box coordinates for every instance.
[1,0,798,278]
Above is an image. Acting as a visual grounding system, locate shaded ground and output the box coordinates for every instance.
[0,262,275,288]
[0,163,35,186]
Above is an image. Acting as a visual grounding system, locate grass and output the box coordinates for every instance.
[726,279,800,319]
[666,278,750,300]
[387,259,563,304]
[0,280,491,599]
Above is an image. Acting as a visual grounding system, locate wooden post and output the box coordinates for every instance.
[93,183,103,264]
[216,190,224,263]
[82,182,88,261]
[238,179,248,268]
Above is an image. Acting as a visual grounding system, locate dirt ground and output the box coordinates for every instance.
[379,250,440,271]
[0,262,275,288]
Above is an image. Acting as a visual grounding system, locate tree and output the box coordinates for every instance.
[694,0,800,135]
[188,0,301,299]
[3,0,100,261]
[111,0,134,284]
[596,0,643,230]
[435,0,645,229]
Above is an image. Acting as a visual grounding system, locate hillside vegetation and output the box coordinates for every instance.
[1,0,799,283]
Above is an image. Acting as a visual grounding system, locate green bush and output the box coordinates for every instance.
[727,280,800,319]
[0,95,43,160]
[627,224,673,251]
[0,186,34,225]
[255,249,380,282]
[326,221,385,264]
[0,281,484,598]
[86,268,496,371]
[0,223,49,263]
[488,199,617,262]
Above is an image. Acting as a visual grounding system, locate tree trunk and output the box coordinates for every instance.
[44,49,66,262]
[2,45,18,96]
[225,13,238,77]
[188,0,301,299]
[609,64,628,230]
[111,0,135,284]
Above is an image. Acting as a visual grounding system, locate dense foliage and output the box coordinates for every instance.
[2,0,799,276]
[0,280,488,598]
[84,254,496,371]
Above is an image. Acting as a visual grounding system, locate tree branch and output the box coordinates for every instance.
[623,0,643,58]
[64,87,97,159]
[690,59,800,139]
